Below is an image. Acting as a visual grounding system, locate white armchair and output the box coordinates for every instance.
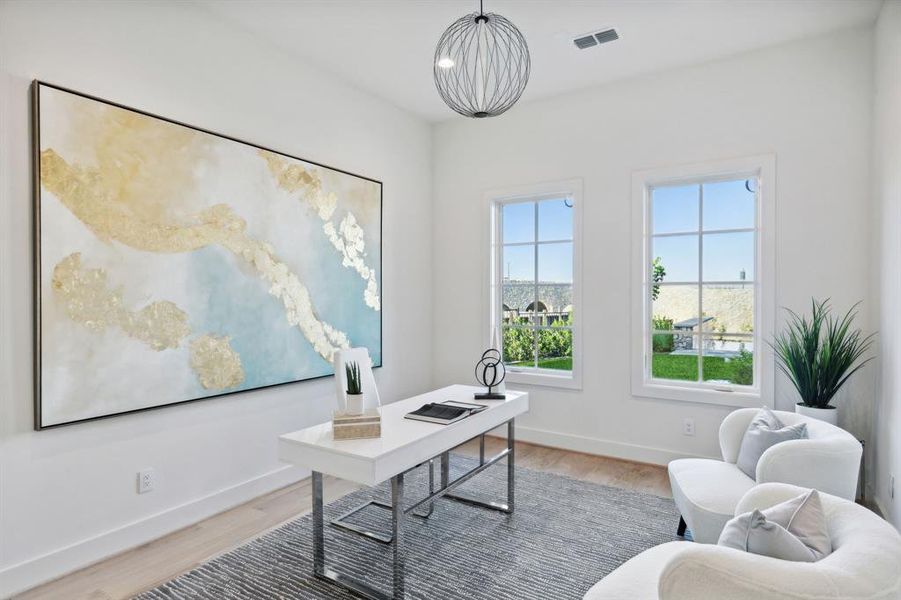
[668,408,862,543]
[584,483,901,600]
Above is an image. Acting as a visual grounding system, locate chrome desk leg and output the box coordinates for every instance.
[442,419,515,514]
[314,470,397,600]
[507,419,515,512]
[440,450,450,489]
[421,458,435,517]
[479,434,485,465]
[331,460,435,545]
[392,472,406,599]
[312,471,324,576]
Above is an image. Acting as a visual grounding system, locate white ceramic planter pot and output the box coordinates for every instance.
[795,403,838,426]
[345,393,364,416]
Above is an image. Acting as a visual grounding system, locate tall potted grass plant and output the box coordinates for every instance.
[771,299,874,425]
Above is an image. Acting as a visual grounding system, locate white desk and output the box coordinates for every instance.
[278,384,529,600]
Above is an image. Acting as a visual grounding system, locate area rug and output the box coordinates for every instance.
[137,456,680,599]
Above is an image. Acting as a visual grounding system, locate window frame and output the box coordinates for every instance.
[631,156,776,408]
[487,179,583,390]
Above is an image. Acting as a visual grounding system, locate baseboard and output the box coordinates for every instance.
[0,464,307,598]
[510,425,717,465]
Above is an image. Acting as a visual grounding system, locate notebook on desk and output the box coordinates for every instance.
[405,400,488,425]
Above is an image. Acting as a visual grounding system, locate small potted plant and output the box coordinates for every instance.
[771,298,874,425]
[345,361,364,415]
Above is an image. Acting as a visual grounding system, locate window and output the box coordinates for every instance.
[632,157,775,407]
[489,180,582,389]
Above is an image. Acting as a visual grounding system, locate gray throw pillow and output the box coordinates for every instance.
[736,407,808,479]
[718,489,832,562]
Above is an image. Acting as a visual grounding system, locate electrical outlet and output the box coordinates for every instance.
[138,468,155,494]
[682,418,695,436]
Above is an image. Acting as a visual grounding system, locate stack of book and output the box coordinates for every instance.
[332,408,381,440]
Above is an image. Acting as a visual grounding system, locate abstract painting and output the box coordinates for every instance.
[33,82,382,429]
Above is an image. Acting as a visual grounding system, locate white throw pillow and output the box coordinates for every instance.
[736,407,808,479]
[718,489,832,562]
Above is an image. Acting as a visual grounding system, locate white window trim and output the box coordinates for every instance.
[631,156,776,408]
[486,179,583,390]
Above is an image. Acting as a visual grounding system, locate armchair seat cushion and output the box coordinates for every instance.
[583,541,688,600]
[668,458,755,544]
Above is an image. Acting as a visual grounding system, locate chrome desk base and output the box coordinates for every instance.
[330,459,436,544]
[311,419,515,600]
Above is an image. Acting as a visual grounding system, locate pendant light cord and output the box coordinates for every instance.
[476,0,486,23]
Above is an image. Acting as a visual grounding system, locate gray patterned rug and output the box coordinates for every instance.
[137,455,679,599]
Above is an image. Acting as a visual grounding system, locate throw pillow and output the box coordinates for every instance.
[718,489,832,562]
[762,488,831,559]
[736,408,808,479]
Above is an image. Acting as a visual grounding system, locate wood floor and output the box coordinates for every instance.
[16,439,670,600]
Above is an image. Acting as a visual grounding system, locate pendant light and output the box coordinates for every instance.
[433,0,530,118]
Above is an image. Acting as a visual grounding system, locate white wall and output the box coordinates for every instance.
[0,1,432,595]
[871,0,901,528]
[432,28,874,465]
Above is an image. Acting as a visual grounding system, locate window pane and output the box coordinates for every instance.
[652,284,702,359]
[703,231,754,281]
[652,284,698,330]
[702,334,754,386]
[538,328,572,371]
[538,242,572,283]
[503,284,534,326]
[502,202,534,244]
[538,198,573,241]
[652,235,698,282]
[703,179,755,231]
[652,184,699,234]
[702,284,754,335]
[538,284,573,326]
[652,335,699,382]
[502,326,536,367]
[502,244,534,282]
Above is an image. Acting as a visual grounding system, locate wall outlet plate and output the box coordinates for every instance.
[138,468,155,494]
[682,418,695,436]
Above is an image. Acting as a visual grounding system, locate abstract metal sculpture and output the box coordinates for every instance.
[433,0,530,118]
[474,348,506,399]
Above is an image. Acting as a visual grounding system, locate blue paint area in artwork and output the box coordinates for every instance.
[310,258,382,366]
[295,214,383,367]
[187,247,333,395]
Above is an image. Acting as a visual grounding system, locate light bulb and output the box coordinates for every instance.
[437,57,455,69]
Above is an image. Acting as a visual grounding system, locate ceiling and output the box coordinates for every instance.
[199,0,883,122]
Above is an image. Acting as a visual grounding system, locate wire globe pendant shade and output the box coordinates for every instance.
[433,3,530,118]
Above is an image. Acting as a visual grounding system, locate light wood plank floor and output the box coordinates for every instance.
[16,439,669,600]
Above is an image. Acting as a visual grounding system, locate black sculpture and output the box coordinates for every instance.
[474,348,506,400]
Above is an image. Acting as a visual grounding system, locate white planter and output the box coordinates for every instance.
[795,403,838,426]
[345,393,364,416]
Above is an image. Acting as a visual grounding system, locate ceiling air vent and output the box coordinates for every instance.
[573,34,597,50]
[594,28,619,45]
[573,28,619,50]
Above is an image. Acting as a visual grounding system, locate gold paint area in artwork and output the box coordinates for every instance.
[52,252,245,391]
[260,150,381,311]
[41,149,351,364]
[189,335,245,390]
[52,252,190,350]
